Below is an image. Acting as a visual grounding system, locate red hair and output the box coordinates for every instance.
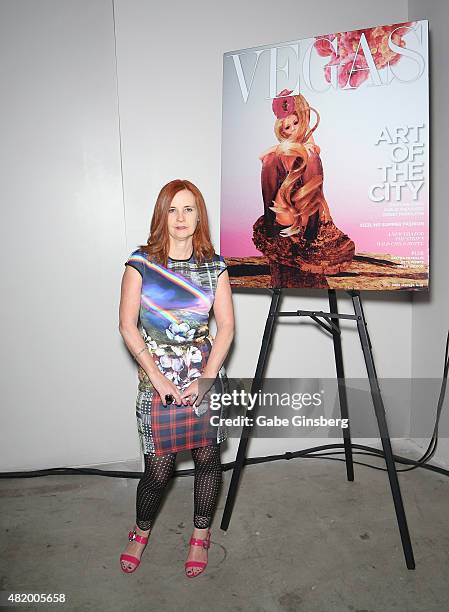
[138,179,215,267]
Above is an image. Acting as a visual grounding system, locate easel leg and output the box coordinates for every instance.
[220,288,282,531]
[328,290,354,481]
[351,291,415,569]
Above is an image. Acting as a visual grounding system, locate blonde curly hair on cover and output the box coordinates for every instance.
[271,93,332,237]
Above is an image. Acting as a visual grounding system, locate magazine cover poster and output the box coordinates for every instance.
[220,20,429,290]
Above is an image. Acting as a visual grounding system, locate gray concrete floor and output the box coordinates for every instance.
[1,454,449,612]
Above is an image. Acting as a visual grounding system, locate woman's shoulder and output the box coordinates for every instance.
[203,251,225,264]
[211,252,228,277]
[124,247,150,277]
[127,247,154,264]
[194,251,227,271]
[128,246,146,257]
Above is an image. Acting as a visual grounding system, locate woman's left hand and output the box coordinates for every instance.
[180,376,215,407]
[179,379,201,406]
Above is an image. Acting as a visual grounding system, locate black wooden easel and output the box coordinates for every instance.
[220,288,415,570]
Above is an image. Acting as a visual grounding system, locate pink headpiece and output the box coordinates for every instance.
[272,89,295,119]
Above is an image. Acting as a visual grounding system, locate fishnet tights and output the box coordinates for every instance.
[135,444,222,530]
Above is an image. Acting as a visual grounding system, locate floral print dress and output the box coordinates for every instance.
[124,248,229,456]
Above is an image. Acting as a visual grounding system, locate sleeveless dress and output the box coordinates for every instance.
[124,248,229,456]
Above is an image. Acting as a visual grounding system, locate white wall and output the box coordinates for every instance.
[1,0,421,472]
[409,0,449,466]
[0,0,135,471]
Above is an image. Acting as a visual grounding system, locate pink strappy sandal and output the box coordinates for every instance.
[120,527,149,573]
[184,529,211,578]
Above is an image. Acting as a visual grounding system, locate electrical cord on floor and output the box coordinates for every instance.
[392,328,449,472]
[1,331,448,481]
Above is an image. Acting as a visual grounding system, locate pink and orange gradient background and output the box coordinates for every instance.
[220,22,429,265]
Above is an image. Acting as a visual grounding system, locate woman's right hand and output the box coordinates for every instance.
[150,371,183,406]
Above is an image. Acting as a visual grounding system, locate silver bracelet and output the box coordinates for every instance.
[134,345,147,360]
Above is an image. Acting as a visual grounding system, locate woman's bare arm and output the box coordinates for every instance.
[202,269,235,379]
[119,266,160,378]
[119,266,182,403]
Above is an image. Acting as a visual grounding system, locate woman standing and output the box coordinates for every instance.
[253,88,355,288]
[119,179,234,577]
